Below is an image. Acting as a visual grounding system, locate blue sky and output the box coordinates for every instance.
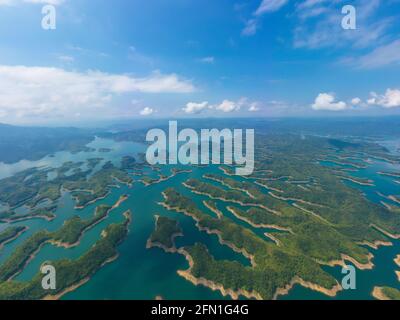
[0,0,399,124]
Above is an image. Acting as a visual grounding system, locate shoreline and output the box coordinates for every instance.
[142,169,192,187]
[43,277,90,301]
[395,255,400,267]
[203,201,223,219]
[268,191,326,208]
[177,248,263,301]
[371,224,400,240]
[160,192,351,301]
[44,212,132,301]
[51,194,129,249]
[146,215,183,254]
[273,276,342,300]
[226,206,293,233]
[372,287,389,300]
[358,240,393,250]
[203,175,257,200]
[337,176,375,187]
[183,181,281,216]
[160,193,257,267]
[318,253,374,270]
[74,191,111,210]
[0,226,29,250]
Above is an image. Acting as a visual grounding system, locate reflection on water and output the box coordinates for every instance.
[0,137,146,180]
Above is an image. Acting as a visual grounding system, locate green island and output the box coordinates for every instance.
[0,226,28,250]
[64,162,132,209]
[51,195,128,248]
[146,215,182,252]
[146,134,400,299]
[0,196,128,281]
[0,161,90,209]
[0,205,57,223]
[372,286,400,300]
[0,214,131,300]
[160,188,341,300]
[0,160,132,213]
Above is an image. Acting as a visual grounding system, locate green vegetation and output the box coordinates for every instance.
[0,123,95,164]
[0,160,131,211]
[65,162,132,208]
[381,287,400,300]
[0,231,51,281]
[162,189,338,299]
[0,216,131,300]
[87,158,103,169]
[148,216,182,249]
[0,198,125,282]
[51,204,114,245]
[0,161,89,208]
[0,205,57,223]
[0,226,27,249]
[120,156,137,170]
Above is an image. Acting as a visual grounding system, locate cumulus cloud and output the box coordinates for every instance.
[248,102,261,112]
[368,89,400,108]
[182,101,210,114]
[140,107,154,116]
[351,97,362,105]
[0,65,194,121]
[182,97,259,115]
[311,93,347,111]
[216,100,241,113]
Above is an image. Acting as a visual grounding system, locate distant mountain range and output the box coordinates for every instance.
[0,123,96,164]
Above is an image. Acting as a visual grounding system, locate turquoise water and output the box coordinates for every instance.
[0,137,399,300]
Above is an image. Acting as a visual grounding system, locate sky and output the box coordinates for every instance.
[0,0,399,125]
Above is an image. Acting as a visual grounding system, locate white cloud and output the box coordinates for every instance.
[368,89,400,108]
[140,107,154,116]
[0,65,195,121]
[216,100,241,113]
[242,0,287,36]
[311,93,347,111]
[198,57,215,64]
[182,101,210,114]
[353,40,400,69]
[255,0,288,16]
[241,19,258,36]
[58,55,74,63]
[294,0,392,50]
[248,102,261,112]
[182,98,260,115]
[351,97,361,105]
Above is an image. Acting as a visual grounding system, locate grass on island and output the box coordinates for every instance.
[0,216,131,300]
[148,216,182,250]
